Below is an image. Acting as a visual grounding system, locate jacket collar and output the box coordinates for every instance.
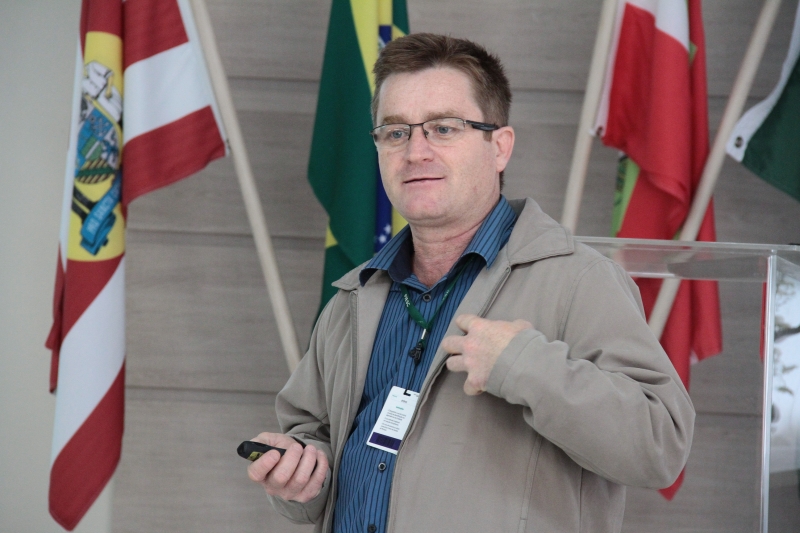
[504,198,574,266]
[333,197,574,292]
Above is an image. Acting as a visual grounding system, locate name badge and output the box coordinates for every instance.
[366,386,420,455]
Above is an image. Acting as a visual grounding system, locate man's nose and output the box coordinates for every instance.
[406,124,434,159]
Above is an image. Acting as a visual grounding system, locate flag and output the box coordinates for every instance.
[46,0,226,528]
[594,0,722,499]
[308,0,408,312]
[727,1,800,201]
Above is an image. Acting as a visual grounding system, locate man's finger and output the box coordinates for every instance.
[247,447,281,483]
[283,445,319,499]
[463,379,483,396]
[445,354,467,373]
[263,442,304,492]
[293,448,329,503]
[454,313,481,332]
[440,334,464,355]
[251,431,296,449]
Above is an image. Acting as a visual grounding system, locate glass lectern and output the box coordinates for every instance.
[576,237,800,533]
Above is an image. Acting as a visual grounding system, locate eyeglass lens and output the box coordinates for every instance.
[373,118,469,149]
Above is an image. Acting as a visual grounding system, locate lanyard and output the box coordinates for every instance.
[399,261,469,366]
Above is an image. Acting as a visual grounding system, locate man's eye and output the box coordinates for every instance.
[387,129,407,140]
[434,126,453,135]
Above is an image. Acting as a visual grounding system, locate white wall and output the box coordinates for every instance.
[0,1,111,531]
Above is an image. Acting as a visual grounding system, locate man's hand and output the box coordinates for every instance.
[247,432,328,503]
[442,314,533,395]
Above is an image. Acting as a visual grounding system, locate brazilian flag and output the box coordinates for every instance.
[309,0,409,313]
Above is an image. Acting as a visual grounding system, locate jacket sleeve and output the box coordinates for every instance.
[484,258,695,489]
[266,294,338,524]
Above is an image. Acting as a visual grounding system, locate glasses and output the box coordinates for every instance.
[370,117,499,151]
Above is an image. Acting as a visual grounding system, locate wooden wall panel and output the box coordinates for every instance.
[623,413,763,533]
[713,157,800,246]
[769,471,800,531]
[126,231,323,394]
[209,0,329,81]
[690,282,765,417]
[410,0,602,92]
[703,0,797,98]
[113,389,314,533]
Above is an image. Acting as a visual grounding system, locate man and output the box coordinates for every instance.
[247,33,694,533]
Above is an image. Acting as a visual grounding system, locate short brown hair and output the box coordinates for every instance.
[372,33,512,128]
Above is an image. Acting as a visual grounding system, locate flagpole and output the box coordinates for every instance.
[188,0,303,372]
[647,0,783,339]
[561,0,618,233]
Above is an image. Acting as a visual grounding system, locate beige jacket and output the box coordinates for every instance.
[269,198,694,533]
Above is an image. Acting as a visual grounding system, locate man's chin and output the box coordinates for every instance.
[396,204,451,228]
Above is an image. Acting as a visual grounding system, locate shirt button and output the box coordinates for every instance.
[368,525,377,533]
[422,293,432,302]
[377,462,386,471]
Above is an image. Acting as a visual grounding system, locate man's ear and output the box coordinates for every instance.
[493,126,515,173]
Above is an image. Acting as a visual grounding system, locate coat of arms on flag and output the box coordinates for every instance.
[74,60,124,256]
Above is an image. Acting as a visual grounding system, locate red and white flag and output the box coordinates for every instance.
[46,0,226,528]
[594,0,722,499]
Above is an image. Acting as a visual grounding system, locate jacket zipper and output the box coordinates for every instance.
[385,265,512,532]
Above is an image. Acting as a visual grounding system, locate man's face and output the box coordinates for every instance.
[374,67,514,231]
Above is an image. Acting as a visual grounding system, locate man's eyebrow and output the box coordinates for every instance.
[380,115,407,125]
[379,110,465,125]
[424,110,462,121]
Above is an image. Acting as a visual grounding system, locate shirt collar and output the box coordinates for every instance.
[359,196,517,286]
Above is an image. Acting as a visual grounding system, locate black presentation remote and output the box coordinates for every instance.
[237,440,286,461]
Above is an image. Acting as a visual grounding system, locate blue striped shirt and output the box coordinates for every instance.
[333,196,517,533]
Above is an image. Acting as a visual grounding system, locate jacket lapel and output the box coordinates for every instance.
[423,245,513,388]
[333,269,391,424]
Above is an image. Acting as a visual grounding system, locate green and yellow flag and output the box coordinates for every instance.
[309,0,408,312]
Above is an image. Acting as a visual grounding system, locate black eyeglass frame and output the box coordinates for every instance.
[369,118,500,142]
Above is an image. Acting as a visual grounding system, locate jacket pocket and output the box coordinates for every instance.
[518,432,543,533]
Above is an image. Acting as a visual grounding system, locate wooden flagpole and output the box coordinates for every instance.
[647,0,783,338]
[188,0,303,372]
[561,0,619,233]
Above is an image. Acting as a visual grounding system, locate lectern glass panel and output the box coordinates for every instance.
[575,238,800,533]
